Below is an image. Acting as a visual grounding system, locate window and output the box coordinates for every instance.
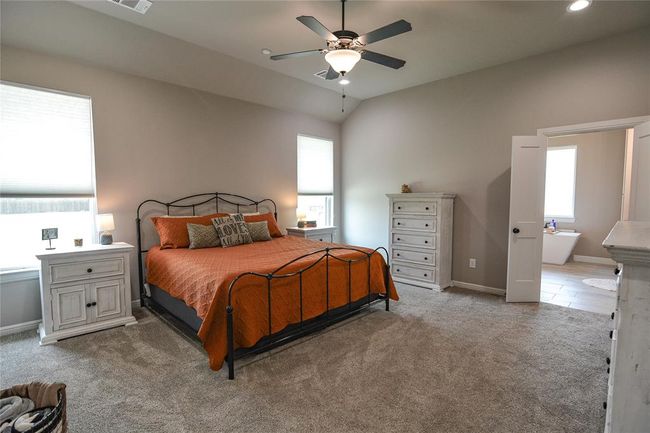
[544,145,577,220]
[0,82,96,271]
[297,135,333,227]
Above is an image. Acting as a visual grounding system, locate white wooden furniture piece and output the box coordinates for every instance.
[602,221,650,433]
[36,242,136,345]
[386,193,455,291]
[286,226,336,243]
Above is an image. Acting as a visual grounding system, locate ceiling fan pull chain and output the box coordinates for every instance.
[341,89,346,113]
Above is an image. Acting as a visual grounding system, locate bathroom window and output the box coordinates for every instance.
[544,145,577,221]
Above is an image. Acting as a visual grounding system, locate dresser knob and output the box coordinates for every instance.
[396,269,400,272]
[425,224,429,227]
[397,206,401,210]
[397,238,401,241]
[603,402,607,410]
[611,312,615,320]
[424,273,428,277]
[425,207,430,210]
[424,240,428,244]
[606,357,610,365]
[396,253,400,257]
[87,268,93,273]
[424,257,428,260]
[614,267,620,275]
[609,330,613,339]
[92,301,97,306]
[607,367,610,374]
[397,222,401,225]
[86,302,92,308]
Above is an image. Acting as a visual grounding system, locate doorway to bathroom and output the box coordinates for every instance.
[539,129,627,314]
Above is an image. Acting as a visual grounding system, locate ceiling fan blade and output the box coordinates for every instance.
[325,66,340,80]
[296,16,337,42]
[356,19,412,45]
[361,50,406,69]
[270,49,324,61]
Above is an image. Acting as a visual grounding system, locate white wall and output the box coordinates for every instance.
[341,27,650,290]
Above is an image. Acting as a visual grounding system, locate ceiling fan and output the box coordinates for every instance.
[270,0,412,80]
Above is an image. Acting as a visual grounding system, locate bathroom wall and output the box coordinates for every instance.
[548,130,626,259]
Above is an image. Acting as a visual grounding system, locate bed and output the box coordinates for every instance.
[136,192,397,379]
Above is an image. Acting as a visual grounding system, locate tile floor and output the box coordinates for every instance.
[541,261,617,315]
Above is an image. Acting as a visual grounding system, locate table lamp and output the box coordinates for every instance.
[97,213,115,245]
[296,208,307,228]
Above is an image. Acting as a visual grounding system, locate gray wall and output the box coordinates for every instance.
[341,27,650,290]
[548,130,626,259]
[0,45,341,327]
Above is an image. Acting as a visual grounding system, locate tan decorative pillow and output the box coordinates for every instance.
[246,221,272,242]
[187,223,221,249]
[212,214,253,247]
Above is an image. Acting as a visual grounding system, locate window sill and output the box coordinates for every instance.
[0,268,39,283]
[544,217,576,224]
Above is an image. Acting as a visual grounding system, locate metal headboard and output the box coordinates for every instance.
[135,192,278,306]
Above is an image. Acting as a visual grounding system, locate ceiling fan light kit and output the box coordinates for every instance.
[271,0,412,80]
[325,49,361,74]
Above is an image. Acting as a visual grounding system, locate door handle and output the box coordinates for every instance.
[512,228,520,234]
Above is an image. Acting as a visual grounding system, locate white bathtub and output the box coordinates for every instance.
[542,231,581,265]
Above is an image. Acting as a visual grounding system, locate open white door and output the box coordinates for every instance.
[506,136,547,302]
[628,121,650,221]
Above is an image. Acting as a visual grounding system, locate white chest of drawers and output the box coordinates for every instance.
[386,193,455,291]
[602,222,650,433]
[36,242,137,345]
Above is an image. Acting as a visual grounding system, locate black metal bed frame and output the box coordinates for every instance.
[136,192,391,379]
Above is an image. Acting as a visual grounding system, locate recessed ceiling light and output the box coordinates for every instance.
[261,48,272,55]
[568,0,591,12]
[339,78,350,86]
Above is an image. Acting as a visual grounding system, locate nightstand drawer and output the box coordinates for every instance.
[392,233,436,249]
[393,263,435,283]
[393,201,437,215]
[392,217,436,232]
[393,249,436,266]
[50,257,124,284]
[307,233,333,242]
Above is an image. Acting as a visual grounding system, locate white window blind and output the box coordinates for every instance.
[297,135,333,195]
[0,82,95,197]
[544,145,577,219]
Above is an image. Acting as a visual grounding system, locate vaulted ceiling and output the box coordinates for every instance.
[2,1,650,122]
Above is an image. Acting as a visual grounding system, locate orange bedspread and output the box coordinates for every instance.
[146,236,398,370]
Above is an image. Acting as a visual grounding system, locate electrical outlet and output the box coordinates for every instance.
[469,258,477,269]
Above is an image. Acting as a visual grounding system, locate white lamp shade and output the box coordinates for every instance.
[325,49,361,73]
[296,208,307,221]
[96,213,115,231]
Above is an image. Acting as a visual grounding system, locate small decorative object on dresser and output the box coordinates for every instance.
[286,226,336,243]
[401,184,412,193]
[96,213,115,245]
[387,192,455,291]
[36,242,137,345]
[41,228,58,250]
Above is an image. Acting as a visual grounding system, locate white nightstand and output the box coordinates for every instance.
[36,242,137,345]
[286,226,337,243]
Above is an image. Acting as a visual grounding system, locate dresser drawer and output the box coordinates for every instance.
[393,263,435,282]
[393,249,435,266]
[393,200,437,215]
[307,233,333,242]
[50,257,124,284]
[392,217,436,232]
[392,233,436,249]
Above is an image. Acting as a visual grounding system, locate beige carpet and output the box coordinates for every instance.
[0,285,609,433]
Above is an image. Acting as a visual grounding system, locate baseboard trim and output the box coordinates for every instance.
[573,255,616,266]
[0,319,40,337]
[452,280,506,296]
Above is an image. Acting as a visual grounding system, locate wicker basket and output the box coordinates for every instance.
[0,382,67,433]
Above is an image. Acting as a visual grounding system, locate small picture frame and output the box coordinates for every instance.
[42,228,58,250]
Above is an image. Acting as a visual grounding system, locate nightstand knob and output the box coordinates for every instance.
[424,257,428,260]
[425,207,430,210]
[92,301,97,306]
[424,273,428,277]
[87,268,93,273]
[397,238,401,241]
[424,240,428,244]
[396,269,400,272]
[425,224,429,227]
[397,206,401,209]
[397,222,401,225]
[396,253,400,257]
[86,302,92,308]
[319,238,323,241]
